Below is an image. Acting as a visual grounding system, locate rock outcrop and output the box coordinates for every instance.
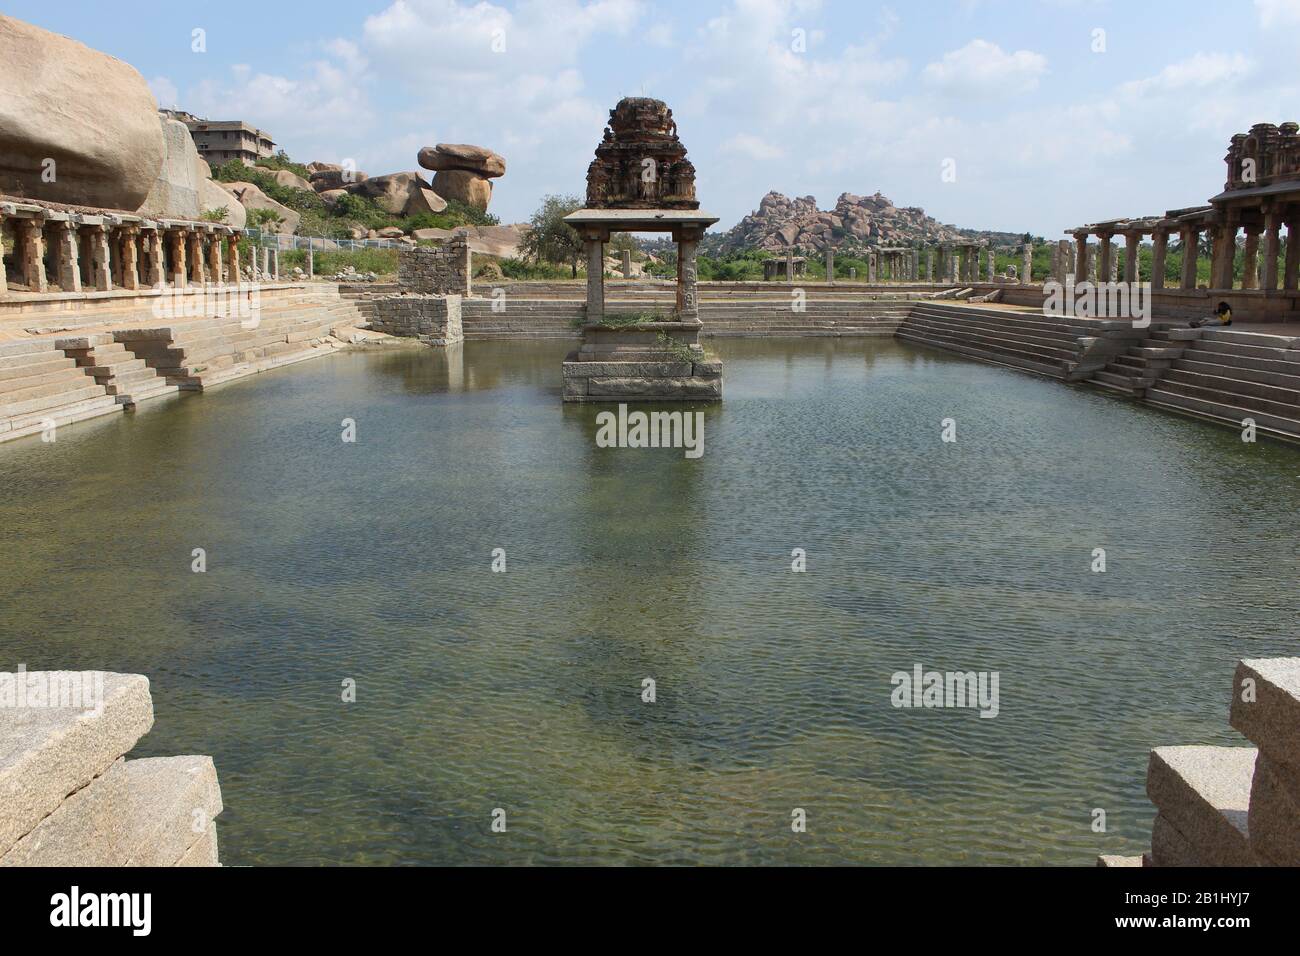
[310,168,367,192]
[0,14,166,210]
[417,143,505,212]
[137,117,205,221]
[346,171,447,216]
[268,168,312,192]
[221,181,299,234]
[717,190,1025,255]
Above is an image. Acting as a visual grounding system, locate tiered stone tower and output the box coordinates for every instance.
[1099,657,1300,867]
[563,97,721,403]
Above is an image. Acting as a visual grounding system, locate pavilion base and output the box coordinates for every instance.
[561,320,723,402]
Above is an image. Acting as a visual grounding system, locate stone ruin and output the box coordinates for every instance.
[1099,657,1300,867]
[584,97,698,210]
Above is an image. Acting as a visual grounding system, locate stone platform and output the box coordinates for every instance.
[561,319,722,402]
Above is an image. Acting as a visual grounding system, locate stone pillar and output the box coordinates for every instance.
[53,221,81,293]
[229,237,241,284]
[307,245,314,279]
[207,235,223,284]
[1262,213,1281,291]
[1021,242,1032,285]
[621,249,632,279]
[868,251,876,283]
[89,225,112,292]
[1284,220,1299,292]
[678,236,699,319]
[912,249,920,281]
[1242,226,1261,291]
[1150,230,1168,291]
[188,232,205,285]
[1180,227,1199,289]
[0,221,7,296]
[1074,235,1089,281]
[585,236,604,323]
[1123,232,1139,283]
[825,246,834,284]
[271,248,280,280]
[167,230,186,288]
[926,248,934,282]
[1096,234,1112,285]
[987,248,995,282]
[20,220,49,293]
[1210,221,1236,290]
[145,230,164,288]
[785,249,794,281]
[119,227,140,291]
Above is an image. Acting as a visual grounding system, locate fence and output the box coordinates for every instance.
[240,229,406,252]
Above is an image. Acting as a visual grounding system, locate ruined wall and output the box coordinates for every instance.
[369,294,464,345]
[397,238,472,296]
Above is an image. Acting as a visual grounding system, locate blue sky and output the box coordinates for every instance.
[8,0,1299,236]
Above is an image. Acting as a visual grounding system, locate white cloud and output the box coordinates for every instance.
[1255,0,1300,27]
[148,76,180,110]
[1118,52,1252,98]
[720,133,786,160]
[921,40,1047,93]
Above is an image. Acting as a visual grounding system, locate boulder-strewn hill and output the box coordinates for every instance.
[710,190,1025,255]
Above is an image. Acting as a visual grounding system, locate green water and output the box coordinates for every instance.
[2,338,1297,865]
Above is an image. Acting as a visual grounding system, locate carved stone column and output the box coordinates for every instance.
[208,234,224,284]
[1021,242,1032,286]
[926,248,934,282]
[585,235,604,323]
[1180,227,1199,289]
[825,247,834,284]
[1262,212,1281,291]
[21,220,49,293]
[1150,230,1168,290]
[1242,225,1261,291]
[119,226,140,291]
[55,221,81,293]
[145,230,164,288]
[188,231,205,285]
[168,229,187,288]
[1074,234,1090,281]
[1123,232,1140,283]
[0,217,7,296]
[88,225,112,292]
[677,235,699,320]
[1284,219,1299,292]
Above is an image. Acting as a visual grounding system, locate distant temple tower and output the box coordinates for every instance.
[584,97,699,210]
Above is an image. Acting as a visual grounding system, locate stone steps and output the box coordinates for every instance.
[1145,746,1257,866]
[900,317,1079,364]
[895,328,1068,378]
[1144,386,1300,439]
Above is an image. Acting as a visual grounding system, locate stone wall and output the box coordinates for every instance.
[369,294,464,345]
[0,670,223,866]
[397,238,472,296]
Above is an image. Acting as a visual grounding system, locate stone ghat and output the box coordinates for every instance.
[0,672,222,867]
[0,284,368,443]
[1099,658,1300,867]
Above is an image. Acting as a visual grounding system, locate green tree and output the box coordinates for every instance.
[520,194,584,278]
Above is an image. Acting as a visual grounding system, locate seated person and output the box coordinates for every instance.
[1189,302,1232,328]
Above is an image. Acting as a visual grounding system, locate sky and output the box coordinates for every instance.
[7,0,1300,237]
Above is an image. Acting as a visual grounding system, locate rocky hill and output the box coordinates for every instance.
[710,190,1026,255]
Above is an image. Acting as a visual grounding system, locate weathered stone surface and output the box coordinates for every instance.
[120,755,222,866]
[431,169,493,211]
[221,181,299,235]
[1145,745,1257,867]
[1246,753,1300,865]
[176,821,219,866]
[319,188,348,208]
[1230,658,1300,771]
[565,361,693,378]
[397,241,471,296]
[137,117,204,220]
[198,174,246,229]
[377,226,405,239]
[369,294,463,344]
[265,168,310,191]
[586,376,722,399]
[310,168,367,192]
[1095,854,1145,867]
[346,171,446,216]
[1149,812,1203,867]
[417,143,505,178]
[0,757,130,866]
[0,14,166,210]
[306,161,341,175]
[0,671,154,856]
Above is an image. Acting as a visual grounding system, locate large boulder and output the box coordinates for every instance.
[268,168,312,192]
[137,117,203,220]
[220,181,298,234]
[318,188,348,208]
[306,162,341,174]
[417,143,506,178]
[345,171,446,216]
[199,177,245,229]
[431,169,493,211]
[0,14,165,210]
[310,168,367,192]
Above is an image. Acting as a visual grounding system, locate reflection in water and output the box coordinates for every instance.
[0,337,1298,865]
